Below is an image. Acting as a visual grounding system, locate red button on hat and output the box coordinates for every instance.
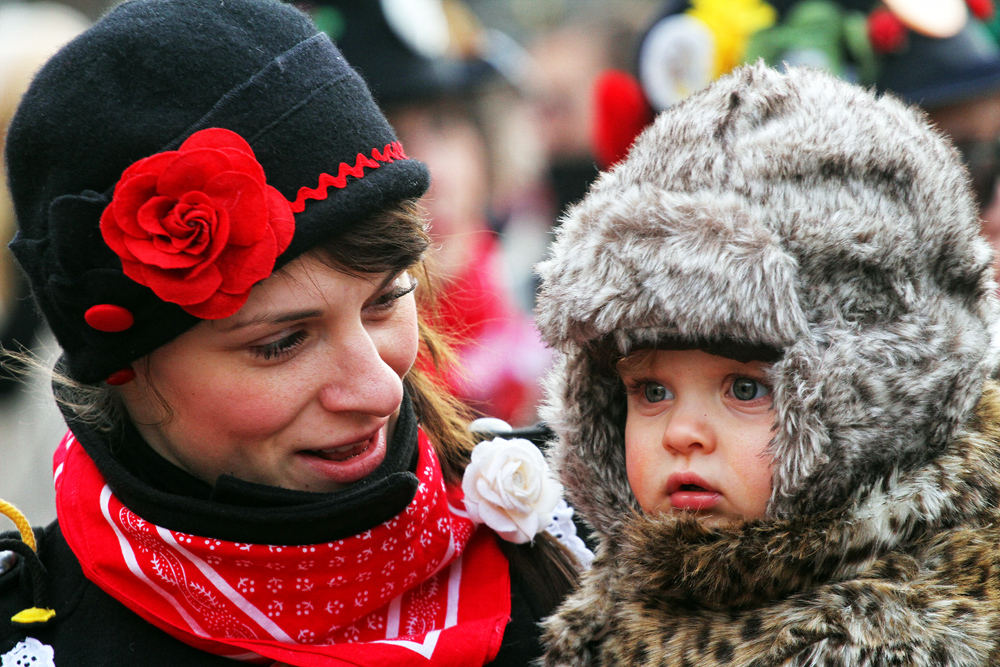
[84,304,134,332]
[106,368,136,385]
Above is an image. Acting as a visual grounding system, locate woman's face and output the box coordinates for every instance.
[121,253,420,492]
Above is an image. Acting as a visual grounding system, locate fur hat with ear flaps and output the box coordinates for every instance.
[535,62,1000,538]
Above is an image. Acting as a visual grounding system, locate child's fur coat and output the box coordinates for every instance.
[535,63,1000,666]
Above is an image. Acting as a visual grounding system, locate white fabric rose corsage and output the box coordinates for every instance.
[462,437,563,544]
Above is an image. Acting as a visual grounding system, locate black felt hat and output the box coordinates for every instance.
[5,0,430,385]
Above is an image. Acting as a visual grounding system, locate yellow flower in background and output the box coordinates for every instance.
[688,0,777,78]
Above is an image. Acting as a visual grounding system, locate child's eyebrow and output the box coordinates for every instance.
[616,349,655,370]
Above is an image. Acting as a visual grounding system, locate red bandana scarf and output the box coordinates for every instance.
[53,429,511,666]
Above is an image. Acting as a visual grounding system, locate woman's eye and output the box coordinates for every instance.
[368,276,417,313]
[731,377,771,401]
[252,330,307,360]
[643,383,671,403]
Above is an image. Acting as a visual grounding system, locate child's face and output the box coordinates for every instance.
[619,349,775,526]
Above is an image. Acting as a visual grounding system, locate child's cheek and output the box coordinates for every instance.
[728,426,775,519]
[623,415,667,514]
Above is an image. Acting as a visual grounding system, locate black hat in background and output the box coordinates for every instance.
[5,0,430,384]
[302,0,510,108]
[876,16,1000,108]
[760,0,1000,109]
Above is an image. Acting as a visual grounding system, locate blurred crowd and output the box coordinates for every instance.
[5,0,1000,524]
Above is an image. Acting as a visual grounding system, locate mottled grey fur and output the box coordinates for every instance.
[535,63,1000,665]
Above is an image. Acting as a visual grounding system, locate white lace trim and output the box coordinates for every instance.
[2,638,56,667]
[544,499,594,569]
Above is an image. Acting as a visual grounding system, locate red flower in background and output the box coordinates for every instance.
[967,0,994,21]
[100,128,295,319]
[867,8,908,54]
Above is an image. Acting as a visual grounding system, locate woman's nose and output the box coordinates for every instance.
[317,327,403,419]
[661,401,716,456]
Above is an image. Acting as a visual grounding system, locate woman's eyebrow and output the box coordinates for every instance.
[217,272,399,333]
[218,308,324,333]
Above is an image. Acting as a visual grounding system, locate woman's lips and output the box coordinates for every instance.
[298,426,388,485]
[666,472,721,511]
[309,438,372,462]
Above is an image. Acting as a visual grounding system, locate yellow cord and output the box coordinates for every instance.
[11,607,56,624]
[1,499,55,625]
[0,499,36,552]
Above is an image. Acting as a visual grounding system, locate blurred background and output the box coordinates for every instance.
[4,0,1000,525]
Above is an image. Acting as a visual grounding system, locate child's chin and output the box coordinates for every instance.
[678,511,744,529]
[645,503,754,528]
[690,513,723,528]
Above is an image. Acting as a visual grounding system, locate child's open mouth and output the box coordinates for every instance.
[667,474,721,511]
[679,484,709,492]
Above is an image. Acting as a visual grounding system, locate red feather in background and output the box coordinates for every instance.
[592,69,655,170]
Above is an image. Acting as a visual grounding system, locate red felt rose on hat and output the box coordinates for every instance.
[100,128,295,319]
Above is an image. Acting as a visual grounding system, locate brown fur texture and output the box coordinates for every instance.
[536,64,1000,666]
[543,383,1000,666]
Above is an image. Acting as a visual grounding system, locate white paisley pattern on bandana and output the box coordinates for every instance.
[53,429,512,667]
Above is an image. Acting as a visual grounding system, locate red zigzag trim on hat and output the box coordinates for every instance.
[288,141,409,213]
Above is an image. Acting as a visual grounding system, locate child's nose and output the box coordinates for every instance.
[661,401,717,456]
[317,326,404,419]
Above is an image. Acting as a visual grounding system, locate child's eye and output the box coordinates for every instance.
[367,276,417,313]
[643,382,672,403]
[731,377,770,401]
[252,330,307,361]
